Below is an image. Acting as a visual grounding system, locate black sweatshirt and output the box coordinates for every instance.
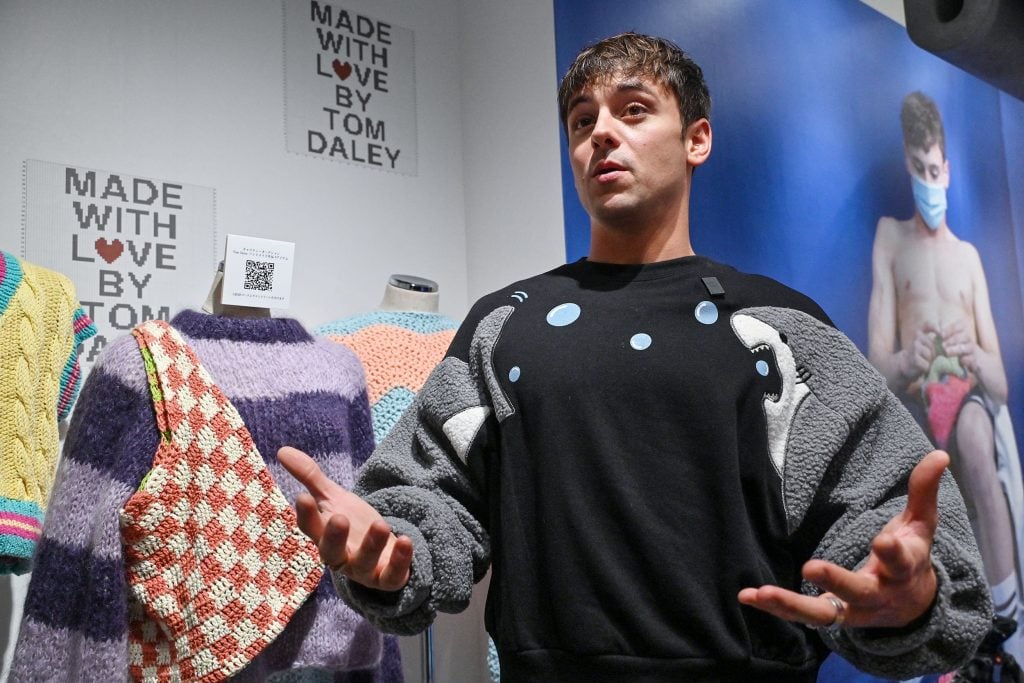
[336,256,990,682]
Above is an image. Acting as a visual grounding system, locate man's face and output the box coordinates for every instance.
[904,142,949,188]
[565,74,699,228]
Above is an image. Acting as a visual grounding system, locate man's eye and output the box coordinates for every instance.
[624,104,646,117]
[572,116,593,130]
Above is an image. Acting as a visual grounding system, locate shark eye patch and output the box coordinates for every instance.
[750,343,782,401]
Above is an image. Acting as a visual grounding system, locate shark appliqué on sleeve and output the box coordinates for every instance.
[730,306,898,531]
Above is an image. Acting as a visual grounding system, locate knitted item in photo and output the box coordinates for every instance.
[12,310,382,682]
[121,319,322,682]
[317,311,458,683]
[316,311,458,442]
[0,250,95,574]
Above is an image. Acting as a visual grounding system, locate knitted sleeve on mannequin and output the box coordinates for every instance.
[11,334,159,682]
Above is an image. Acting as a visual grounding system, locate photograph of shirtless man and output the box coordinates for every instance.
[868,90,1019,657]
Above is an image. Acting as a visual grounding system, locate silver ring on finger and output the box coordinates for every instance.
[825,595,846,633]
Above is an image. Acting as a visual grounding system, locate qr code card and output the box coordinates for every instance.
[222,234,295,308]
[244,259,275,291]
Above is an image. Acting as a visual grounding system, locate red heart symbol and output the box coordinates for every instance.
[332,59,352,81]
[95,237,124,264]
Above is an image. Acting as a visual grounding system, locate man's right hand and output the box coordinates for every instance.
[278,446,413,592]
[900,323,938,382]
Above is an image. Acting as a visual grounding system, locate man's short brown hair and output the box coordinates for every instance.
[558,32,711,131]
[900,91,946,158]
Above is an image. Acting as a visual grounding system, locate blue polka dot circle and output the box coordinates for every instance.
[630,333,652,350]
[509,366,521,382]
[546,303,581,327]
[755,360,770,376]
[695,300,719,325]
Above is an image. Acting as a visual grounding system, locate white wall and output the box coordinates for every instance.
[859,0,905,25]
[0,0,565,681]
[0,0,473,328]
[458,0,566,299]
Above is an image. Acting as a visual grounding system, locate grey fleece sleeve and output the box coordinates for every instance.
[735,306,991,678]
[331,307,512,634]
[803,392,992,677]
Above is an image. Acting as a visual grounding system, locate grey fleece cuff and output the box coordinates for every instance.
[822,559,945,656]
[331,517,436,635]
[821,523,991,678]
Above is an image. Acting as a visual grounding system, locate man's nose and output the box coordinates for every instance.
[591,110,619,149]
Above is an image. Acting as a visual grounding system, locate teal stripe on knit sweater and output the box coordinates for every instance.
[0,497,43,519]
[371,386,417,443]
[0,250,25,315]
[0,497,42,574]
[314,310,457,336]
[0,536,35,573]
[56,308,97,420]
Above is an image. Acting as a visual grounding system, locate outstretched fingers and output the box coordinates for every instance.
[295,492,326,543]
[320,512,352,570]
[278,446,335,500]
[279,446,413,592]
[325,517,413,592]
[904,450,947,533]
[346,519,393,576]
[738,585,842,628]
[378,536,414,591]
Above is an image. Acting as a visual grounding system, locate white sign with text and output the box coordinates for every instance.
[284,0,417,175]
[22,160,217,372]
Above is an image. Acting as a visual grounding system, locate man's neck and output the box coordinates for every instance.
[912,212,951,238]
[587,220,695,264]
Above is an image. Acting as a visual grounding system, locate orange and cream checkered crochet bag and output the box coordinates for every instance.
[119,319,323,682]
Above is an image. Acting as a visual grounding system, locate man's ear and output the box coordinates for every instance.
[686,118,712,168]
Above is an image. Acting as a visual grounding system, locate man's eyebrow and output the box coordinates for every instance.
[566,93,591,114]
[615,79,656,95]
[566,80,657,115]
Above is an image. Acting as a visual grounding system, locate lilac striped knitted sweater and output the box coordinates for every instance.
[12,310,383,682]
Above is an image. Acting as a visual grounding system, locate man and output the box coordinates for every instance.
[282,34,990,681]
[868,91,1018,653]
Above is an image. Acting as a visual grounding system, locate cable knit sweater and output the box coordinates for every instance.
[12,310,384,682]
[0,250,95,574]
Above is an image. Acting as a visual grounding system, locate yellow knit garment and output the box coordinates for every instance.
[0,260,84,517]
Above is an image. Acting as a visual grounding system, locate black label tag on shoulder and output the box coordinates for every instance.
[701,276,725,298]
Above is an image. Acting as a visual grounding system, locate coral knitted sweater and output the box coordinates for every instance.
[316,311,459,442]
[0,250,95,574]
[12,310,382,681]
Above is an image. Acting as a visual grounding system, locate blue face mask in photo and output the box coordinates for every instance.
[911,174,947,230]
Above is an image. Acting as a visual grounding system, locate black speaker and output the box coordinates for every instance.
[904,0,1024,101]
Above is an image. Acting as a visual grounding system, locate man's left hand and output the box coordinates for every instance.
[737,450,947,630]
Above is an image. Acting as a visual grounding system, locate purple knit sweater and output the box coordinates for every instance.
[12,310,384,682]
